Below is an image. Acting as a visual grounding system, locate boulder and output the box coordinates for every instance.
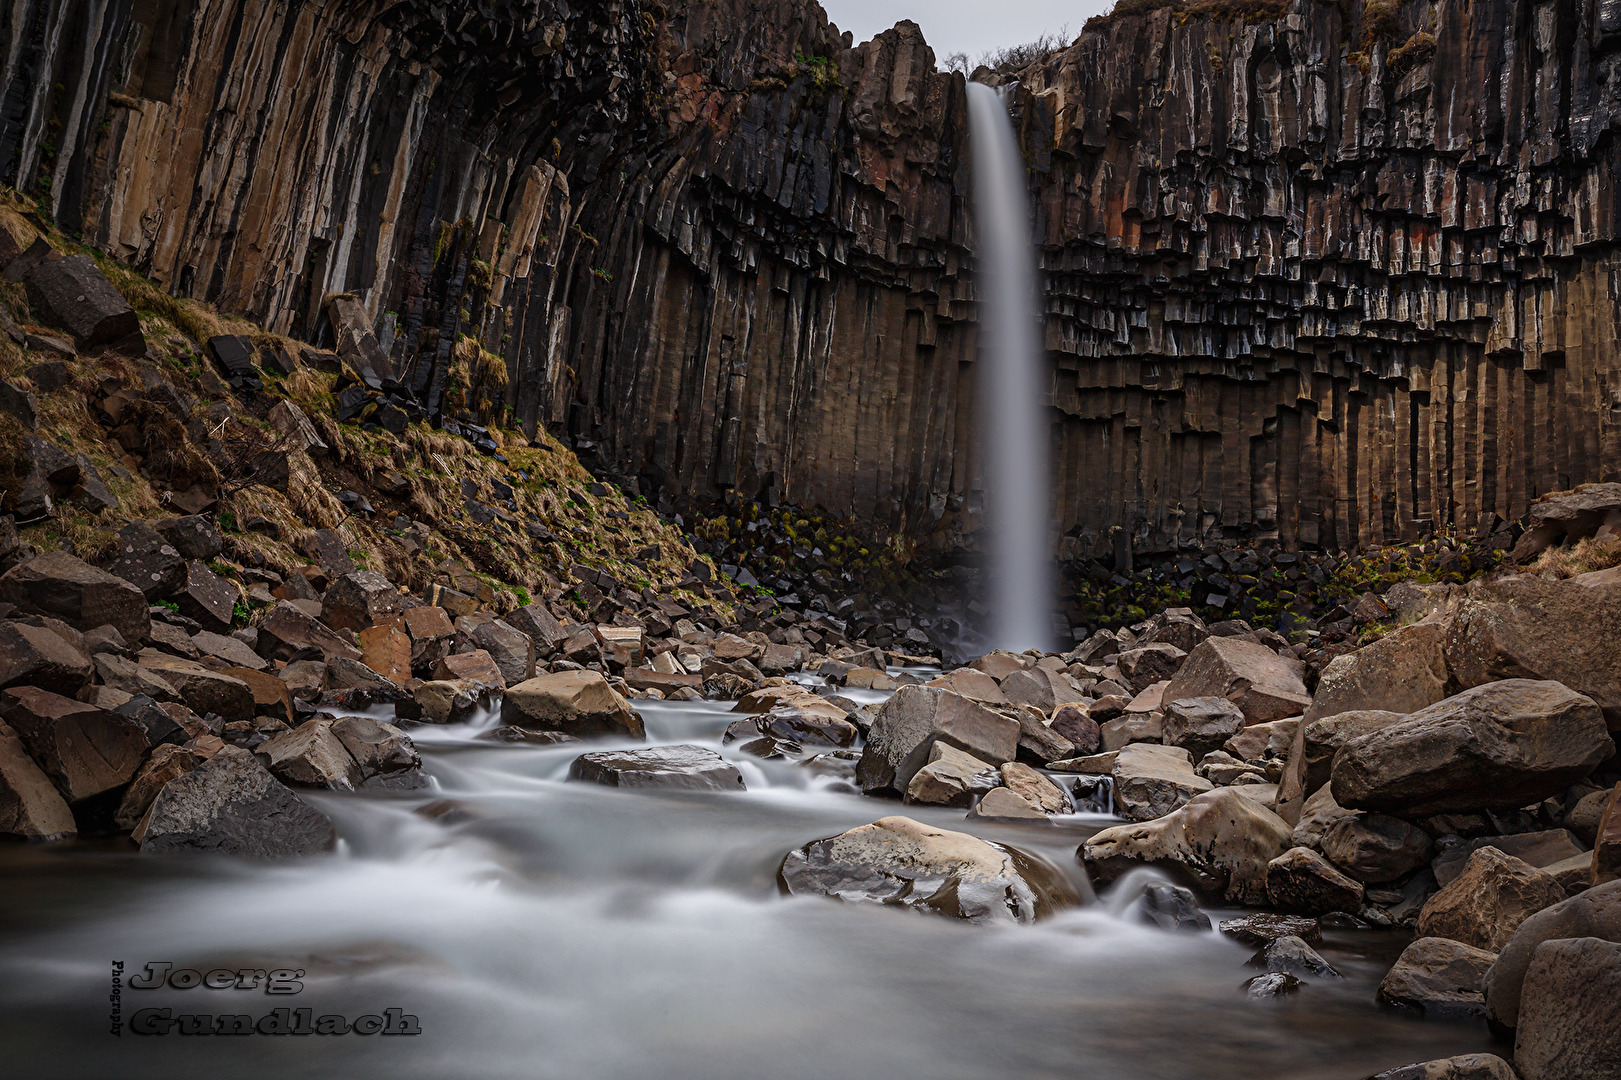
[91,653,179,702]
[1266,846,1366,914]
[1081,787,1293,904]
[1330,680,1612,816]
[1568,786,1612,846]
[1114,643,1186,693]
[1362,1056,1518,1080]
[136,745,336,857]
[731,704,858,748]
[259,601,361,662]
[1482,880,1621,1030]
[432,649,506,689]
[173,561,237,633]
[409,679,488,724]
[569,744,744,792]
[1377,936,1499,1017]
[1098,711,1162,751]
[778,815,1078,923]
[1219,912,1323,946]
[1137,608,1209,653]
[0,619,91,692]
[1049,703,1100,755]
[1,687,146,803]
[113,744,205,830]
[329,715,419,778]
[1134,882,1211,932]
[1010,708,1074,765]
[1243,972,1302,998]
[135,651,253,721]
[0,720,75,838]
[966,650,1027,680]
[254,718,363,790]
[855,686,1019,796]
[1513,937,1621,1080]
[1320,813,1435,883]
[1292,782,1359,849]
[103,523,185,600]
[502,671,645,739]
[1275,710,1404,825]
[0,551,149,642]
[465,619,535,685]
[1160,696,1247,759]
[923,668,1008,704]
[188,630,266,672]
[154,516,223,561]
[1160,637,1311,723]
[111,694,188,747]
[1417,847,1568,952]
[1444,574,1621,728]
[967,786,1051,821]
[1510,484,1621,562]
[998,666,1088,711]
[733,684,850,722]
[321,570,404,633]
[1432,830,1588,888]
[1223,717,1299,763]
[356,623,412,684]
[1304,622,1451,722]
[1252,934,1341,980]
[22,253,141,348]
[1111,742,1212,822]
[904,742,997,806]
[1000,760,1072,814]
[401,605,456,666]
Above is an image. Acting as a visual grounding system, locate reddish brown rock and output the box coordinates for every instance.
[0,551,149,642]
[0,720,76,838]
[1417,848,1568,953]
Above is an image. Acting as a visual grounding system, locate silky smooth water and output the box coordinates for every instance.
[968,81,1056,653]
[0,694,1495,1079]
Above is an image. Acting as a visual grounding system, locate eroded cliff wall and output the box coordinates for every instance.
[3,0,1620,561]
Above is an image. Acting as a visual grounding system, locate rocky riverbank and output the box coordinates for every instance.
[2,191,1620,1080]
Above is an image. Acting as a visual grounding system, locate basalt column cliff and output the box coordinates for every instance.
[4,0,1620,560]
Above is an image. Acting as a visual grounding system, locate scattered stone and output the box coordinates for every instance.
[1417,847,1568,952]
[1266,846,1367,915]
[1161,637,1311,723]
[1377,936,1498,1017]
[136,745,336,856]
[254,718,363,790]
[1252,934,1341,979]
[1223,717,1298,763]
[321,570,404,633]
[502,670,645,739]
[0,551,149,643]
[1242,971,1302,998]
[22,252,141,348]
[1112,742,1212,821]
[259,601,361,662]
[569,744,744,792]
[477,726,580,746]
[0,618,91,692]
[1114,643,1186,693]
[967,786,1051,822]
[1000,760,1072,814]
[329,715,420,778]
[855,685,1019,796]
[777,815,1078,923]
[1595,785,1621,887]
[172,561,236,633]
[189,629,266,671]
[1160,696,1247,759]
[923,667,1008,704]
[113,744,204,830]
[1,686,146,802]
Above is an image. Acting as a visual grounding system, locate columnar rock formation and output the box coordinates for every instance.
[4,0,1619,558]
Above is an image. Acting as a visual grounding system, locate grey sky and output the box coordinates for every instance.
[816,1,1115,66]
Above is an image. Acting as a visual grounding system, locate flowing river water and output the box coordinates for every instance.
[0,681,1495,1079]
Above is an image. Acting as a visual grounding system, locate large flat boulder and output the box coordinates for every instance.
[1,686,146,803]
[1432,829,1588,888]
[569,745,743,792]
[778,815,1078,923]
[1482,880,1621,1029]
[902,742,997,807]
[1081,787,1293,904]
[1513,937,1621,1080]
[1276,710,1404,825]
[1510,484,1621,562]
[1444,574,1621,728]
[999,666,1089,711]
[855,685,1019,796]
[1417,847,1567,952]
[0,619,91,693]
[0,720,75,838]
[0,551,149,642]
[1377,936,1499,1018]
[136,745,335,857]
[1330,680,1612,815]
[502,670,644,739]
[1111,742,1213,822]
[1305,622,1450,722]
[1161,636,1310,723]
[923,668,1008,704]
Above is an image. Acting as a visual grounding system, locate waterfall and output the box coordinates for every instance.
[967,81,1055,653]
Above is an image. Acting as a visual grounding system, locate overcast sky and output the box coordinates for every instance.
[816,0,1115,66]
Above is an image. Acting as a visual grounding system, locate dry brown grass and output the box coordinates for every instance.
[1529,536,1621,579]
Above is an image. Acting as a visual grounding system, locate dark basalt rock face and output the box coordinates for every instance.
[6,0,1621,557]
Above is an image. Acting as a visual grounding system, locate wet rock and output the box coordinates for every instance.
[1432,830,1588,888]
[1161,637,1310,723]
[113,744,205,831]
[0,551,149,643]
[1377,936,1498,1017]
[1083,788,1294,905]
[1305,622,1450,722]
[1331,680,1612,816]
[136,652,253,721]
[2,686,148,805]
[320,570,404,633]
[136,745,336,857]
[1000,761,1072,814]
[967,786,1050,821]
[778,815,1078,924]
[855,685,1019,796]
[569,744,744,792]
[330,715,419,778]
[1049,703,1100,755]
[747,704,858,748]
[904,742,998,807]
[154,516,223,562]
[1362,1055,1518,1080]
[1320,813,1435,884]
[1266,846,1366,915]
[1111,743,1212,822]
[477,726,580,746]
[1482,880,1621,1030]
[103,523,186,600]
[1252,934,1340,979]
[1242,971,1302,998]
[0,619,91,692]
[23,253,141,348]
[1220,912,1324,947]
[1134,882,1211,932]
[502,670,645,739]
[254,718,363,791]
[409,679,488,724]
[1276,710,1404,825]
[172,561,237,633]
[1512,936,1621,1080]
[1417,847,1568,952]
[1160,696,1247,759]
[0,720,75,839]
